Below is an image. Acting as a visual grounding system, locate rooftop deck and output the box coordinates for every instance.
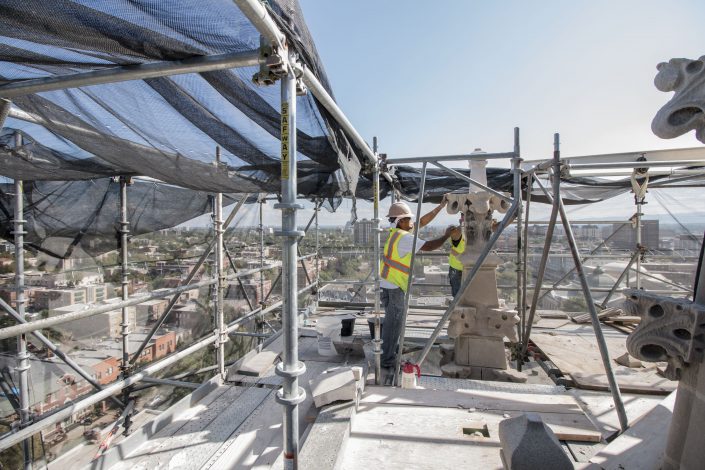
[76,307,673,470]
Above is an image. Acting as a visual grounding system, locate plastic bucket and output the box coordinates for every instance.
[367,318,384,338]
[340,317,355,337]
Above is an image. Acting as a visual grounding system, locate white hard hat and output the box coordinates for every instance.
[387,202,413,219]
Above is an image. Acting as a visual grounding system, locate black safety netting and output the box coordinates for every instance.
[0,0,361,195]
[0,178,246,259]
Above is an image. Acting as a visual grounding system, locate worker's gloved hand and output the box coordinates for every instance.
[440,194,449,207]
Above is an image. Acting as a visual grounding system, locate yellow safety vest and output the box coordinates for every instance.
[449,236,465,271]
[380,228,412,291]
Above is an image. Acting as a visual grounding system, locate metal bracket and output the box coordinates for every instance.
[275,360,306,378]
[252,37,287,86]
[275,386,307,406]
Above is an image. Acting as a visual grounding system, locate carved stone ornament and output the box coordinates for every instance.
[624,288,705,380]
[651,55,705,143]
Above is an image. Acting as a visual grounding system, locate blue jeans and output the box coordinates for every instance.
[380,287,406,368]
[448,267,462,298]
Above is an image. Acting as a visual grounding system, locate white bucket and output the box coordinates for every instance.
[315,317,342,356]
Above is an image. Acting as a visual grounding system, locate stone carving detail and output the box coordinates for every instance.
[651,55,705,143]
[624,289,705,380]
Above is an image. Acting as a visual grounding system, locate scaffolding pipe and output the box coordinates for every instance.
[214,163,227,381]
[315,198,321,307]
[0,282,314,454]
[520,173,532,357]
[12,150,32,469]
[416,198,520,368]
[552,134,629,431]
[274,59,306,469]
[535,221,631,304]
[512,128,524,367]
[393,162,428,384]
[372,137,383,384]
[567,160,705,170]
[232,0,285,48]
[0,51,260,98]
[600,250,640,309]
[259,196,265,307]
[0,264,277,340]
[140,377,200,389]
[0,298,123,407]
[520,172,560,358]
[118,176,132,435]
[387,151,516,164]
[635,200,643,290]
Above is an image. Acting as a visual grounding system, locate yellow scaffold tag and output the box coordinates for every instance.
[281,102,289,180]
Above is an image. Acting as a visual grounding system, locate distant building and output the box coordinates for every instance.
[353,219,375,246]
[607,220,659,250]
[577,224,599,240]
[52,301,137,340]
[674,234,703,252]
[34,284,109,311]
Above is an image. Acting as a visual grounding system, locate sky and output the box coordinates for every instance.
[226,1,705,228]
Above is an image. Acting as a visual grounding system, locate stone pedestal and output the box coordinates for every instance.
[444,185,518,374]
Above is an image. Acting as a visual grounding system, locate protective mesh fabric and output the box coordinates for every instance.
[0,179,242,259]
[0,0,360,196]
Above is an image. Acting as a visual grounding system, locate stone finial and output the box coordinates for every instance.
[651,56,705,143]
[624,289,705,380]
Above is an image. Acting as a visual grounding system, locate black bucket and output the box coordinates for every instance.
[340,317,355,337]
[367,318,384,338]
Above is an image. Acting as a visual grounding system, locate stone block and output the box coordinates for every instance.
[455,335,508,369]
[237,350,279,377]
[310,368,357,408]
[440,362,473,379]
[499,413,573,470]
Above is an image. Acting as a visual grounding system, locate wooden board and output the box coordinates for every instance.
[530,323,676,394]
[589,392,675,469]
[570,389,666,440]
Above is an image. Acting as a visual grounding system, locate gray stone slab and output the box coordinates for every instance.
[238,350,279,376]
[299,401,356,470]
[310,368,358,408]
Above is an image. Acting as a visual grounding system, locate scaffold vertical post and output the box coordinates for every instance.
[394,162,427,385]
[215,148,226,381]
[552,133,629,432]
[512,127,524,370]
[520,173,532,365]
[372,136,382,385]
[13,132,32,470]
[635,194,643,290]
[314,198,320,307]
[118,175,132,434]
[274,54,306,469]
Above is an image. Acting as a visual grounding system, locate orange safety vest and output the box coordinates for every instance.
[380,228,412,291]
[449,237,465,271]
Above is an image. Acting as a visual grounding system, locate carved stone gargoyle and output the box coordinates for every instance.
[651,56,705,143]
[624,289,705,380]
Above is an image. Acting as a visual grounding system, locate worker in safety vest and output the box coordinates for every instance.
[448,212,465,297]
[447,212,507,298]
[379,200,456,371]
